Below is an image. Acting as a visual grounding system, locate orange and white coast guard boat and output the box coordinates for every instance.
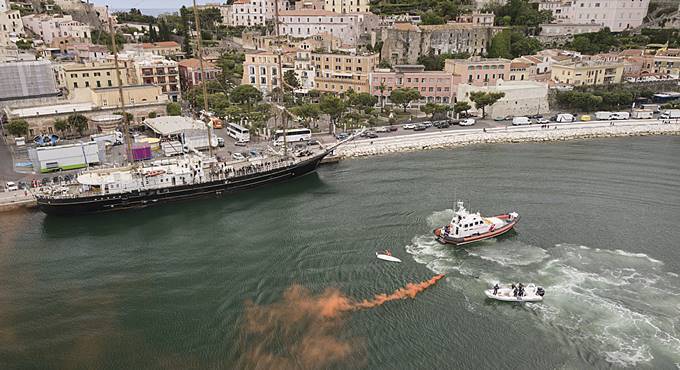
[433,201,519,246]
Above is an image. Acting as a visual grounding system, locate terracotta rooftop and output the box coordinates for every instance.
[178,58,217,69]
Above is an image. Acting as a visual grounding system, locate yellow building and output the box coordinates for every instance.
[551,61,624,86]
[61,62,129,90]
[323,0,370,14]
[90,85,168,108]
[311,51,379,94]
[242,50,295,93]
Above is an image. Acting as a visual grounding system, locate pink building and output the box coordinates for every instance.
[369,65,455,106]
[445,57,511,87]
[178,58,220,91]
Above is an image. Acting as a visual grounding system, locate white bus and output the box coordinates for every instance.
[226,122,250,143]
[274,128,312,146]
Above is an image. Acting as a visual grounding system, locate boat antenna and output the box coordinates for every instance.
[108,8,132,165]
[273,0,288,157]
[192,0,213,158]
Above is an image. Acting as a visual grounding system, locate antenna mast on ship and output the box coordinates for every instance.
[108,9,133,164]
[273,0,288,157]
[192,0,214,157]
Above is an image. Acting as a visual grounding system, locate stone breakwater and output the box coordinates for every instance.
[336,122,680,159]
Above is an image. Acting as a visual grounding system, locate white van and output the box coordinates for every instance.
[595,111,613,120]
[611,112,630,120]
[631,110,653,119]
[555,113,575,123]
[512,117,531,126]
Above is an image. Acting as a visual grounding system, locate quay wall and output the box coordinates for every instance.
[336,121,680,159]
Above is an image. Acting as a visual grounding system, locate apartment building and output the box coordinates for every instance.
[535,0,650,32]
[323,0,370,14]
[178,58,220,91]
[551,60,624,86]
[231,0,290,26]
[123,41,183,58]
[294,49,316,91]
[134,56,180,102]
[60,62,128,90]
[381,22,502,65]
[312,51,378,93]
[650,49,680,76]
[22,14,91,44]
[295,0,325,10]
[0,6,23,39]
[242,50,295,93]
[369,65,455,106]
[277,10,379,46]
[444,57,512,87]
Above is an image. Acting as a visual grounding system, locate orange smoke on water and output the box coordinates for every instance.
[353,274,446,310]
[236,274,445,370]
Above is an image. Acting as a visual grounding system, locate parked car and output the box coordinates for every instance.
[434,121,450,129]
[493,116,505,121]
[402,123,416,130]
[365,131,379,139]
[308,139,321,146]
[5,181,19,192]
[235,140,247,147]
[375,126,390,133]
[231,152,246,160]
[217,137,225,147]
[459,118,476,126]
[611,112,630,120]
[536,118,550,124]
[413,124,427,131]
[422,121,433,128]
[336,132,350,140]
[528,114,543,119]
[580,115,592,121]
[388,125,398,132]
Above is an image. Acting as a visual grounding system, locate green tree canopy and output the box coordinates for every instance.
[319,94,347,133]
[454,101,471,116]
[289,103,321,128]
[5,119,28,137]
[420,103,449,118]
[469,91,505,118]
[389,88,421,112]
[54,118,69,134]
[230,85,263,106]
[349,92,378,113]
[283,70,300,90]
[166,102,181,116]
[67,114,89,135]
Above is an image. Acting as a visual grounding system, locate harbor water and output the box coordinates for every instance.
[1,136,679,369]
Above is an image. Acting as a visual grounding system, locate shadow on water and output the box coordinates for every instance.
[41,173,326,238]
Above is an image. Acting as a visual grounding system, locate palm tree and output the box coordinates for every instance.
[378,81,386,113]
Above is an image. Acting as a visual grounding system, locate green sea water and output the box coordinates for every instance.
[1,136,679,369]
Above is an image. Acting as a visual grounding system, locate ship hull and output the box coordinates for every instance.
[433,214,519,246]
[37,153,327,215]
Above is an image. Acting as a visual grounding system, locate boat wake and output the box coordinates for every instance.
[406,209,680,367]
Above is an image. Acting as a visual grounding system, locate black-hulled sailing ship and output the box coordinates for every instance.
[35,145,342,215]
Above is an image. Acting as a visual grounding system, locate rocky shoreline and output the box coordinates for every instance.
[335,122,680,159]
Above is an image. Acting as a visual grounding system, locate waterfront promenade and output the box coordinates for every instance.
[337,120,680,158]
[0,190,36,211]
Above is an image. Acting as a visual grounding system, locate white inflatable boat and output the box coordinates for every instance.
[376,252,401,263]
[484,283,544,302]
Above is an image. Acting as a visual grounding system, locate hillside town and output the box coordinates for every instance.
[0,0,679,203]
